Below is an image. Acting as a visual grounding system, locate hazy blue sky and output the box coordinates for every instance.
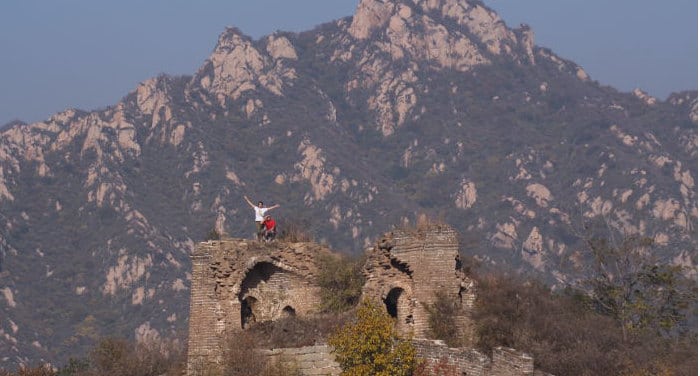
[0,0,697,125]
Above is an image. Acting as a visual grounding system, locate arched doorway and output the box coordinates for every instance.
[384,288,402,318]
[241,296,258,329]
[384,287,413,334]
[238,261,311,325]
[281,306,296,317]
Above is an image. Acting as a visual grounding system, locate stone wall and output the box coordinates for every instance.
[255,341,537,376]
[414,340,537,376]
[414,339,490,375]
[186,250,221,372]
[257,345,341,376]
[186,238,335,375]
[362,225,477,338]
[490,346,535,376]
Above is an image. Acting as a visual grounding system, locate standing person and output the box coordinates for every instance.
[244,195,280,240]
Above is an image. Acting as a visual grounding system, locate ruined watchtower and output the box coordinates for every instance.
[186,225,480,374]
[362,224,476,339]
[186,238,333,373]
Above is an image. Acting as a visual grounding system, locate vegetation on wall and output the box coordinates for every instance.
[423,291,469,348]
[316,253,366,313]
[247,313,354,349]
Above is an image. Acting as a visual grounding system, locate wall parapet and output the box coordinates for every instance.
[491,346,534,375]
[413,339,536,376]
[255,342,539,376]
[257,345,341,376]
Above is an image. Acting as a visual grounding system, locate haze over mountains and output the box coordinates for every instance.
[0,0,696,368]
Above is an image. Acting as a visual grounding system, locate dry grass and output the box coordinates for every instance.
[0,338,185,376]
[222,331,266,375]
[276,218,313,243]
[472,272,698,376]
[393,213,451,238]
[0,366,56,376]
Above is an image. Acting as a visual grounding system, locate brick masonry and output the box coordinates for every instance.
[252,341,538,376]
[414,340,538,376]
[362,225,477,339]
[257,345,341,376]
[186,226,545,375]
[186,238,335,375]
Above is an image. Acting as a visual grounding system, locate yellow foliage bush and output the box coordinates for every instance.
[329,300,416,376]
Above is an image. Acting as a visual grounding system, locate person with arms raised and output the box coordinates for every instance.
[244,195,280,240]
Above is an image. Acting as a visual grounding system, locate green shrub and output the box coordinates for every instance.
[329,300,416,376]
[316,254,365,313]
[423,291,466,347]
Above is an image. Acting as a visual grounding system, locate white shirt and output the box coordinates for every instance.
[254,207,268,221]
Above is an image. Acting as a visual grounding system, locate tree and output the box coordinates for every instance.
[221,331,266,376]
[329,300,416,376]
[584,233,696,341]
[472,271,697,376]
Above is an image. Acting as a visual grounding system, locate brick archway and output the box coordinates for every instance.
[282,306,296,317]
[384,287,413,334]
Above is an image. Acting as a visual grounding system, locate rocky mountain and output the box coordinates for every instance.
[0,0,696,368]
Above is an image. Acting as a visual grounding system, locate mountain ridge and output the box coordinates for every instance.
[0,0,696,368]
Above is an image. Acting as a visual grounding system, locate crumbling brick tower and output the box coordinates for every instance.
[186,238,333,374]
[362,224,476,339]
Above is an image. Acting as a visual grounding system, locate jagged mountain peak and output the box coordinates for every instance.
[190,27,299,106]
[309,0,540,135]
[348,0,534,63]
[350,0,501,38]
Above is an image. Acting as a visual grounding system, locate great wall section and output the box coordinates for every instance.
[186,225,548,375]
